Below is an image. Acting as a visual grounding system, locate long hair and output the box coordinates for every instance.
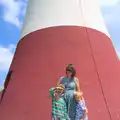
[66,64,76,78]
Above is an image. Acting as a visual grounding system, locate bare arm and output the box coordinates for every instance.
[57,77,63,85]
[82,97,88,113]
[75,77,82,93]
[57,79,60,86]
[80,110,87,120]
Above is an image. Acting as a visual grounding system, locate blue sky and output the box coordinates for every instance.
[0,0,120,88]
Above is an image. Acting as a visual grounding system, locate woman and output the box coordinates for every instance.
[57,64,82,120]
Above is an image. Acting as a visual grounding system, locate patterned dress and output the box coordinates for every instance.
[59,76,77,120]
[49,88,69,120]
[75,100,88,120]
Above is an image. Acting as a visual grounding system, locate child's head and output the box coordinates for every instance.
[54,84,65,94]
[74,91,83,101]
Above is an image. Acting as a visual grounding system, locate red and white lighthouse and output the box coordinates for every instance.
[0,0,120,120]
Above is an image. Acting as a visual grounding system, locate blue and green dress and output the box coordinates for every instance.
[59,76,77,120]
[49,88,69,120]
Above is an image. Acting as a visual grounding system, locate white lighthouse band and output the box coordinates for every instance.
[21,0,110,39]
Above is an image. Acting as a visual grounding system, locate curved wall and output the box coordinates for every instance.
[0,26,120,120]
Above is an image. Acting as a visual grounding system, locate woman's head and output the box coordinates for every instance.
[66,64,76,78]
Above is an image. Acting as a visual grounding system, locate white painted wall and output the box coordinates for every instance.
[80,0,109,36]
[21,0,110,38]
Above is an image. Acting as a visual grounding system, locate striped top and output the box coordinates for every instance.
[49,88,69,120]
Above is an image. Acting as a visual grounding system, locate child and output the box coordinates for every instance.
[74,92,88,120]
[49,84,69,120]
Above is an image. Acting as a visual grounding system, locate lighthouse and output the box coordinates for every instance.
[0,0,120,120]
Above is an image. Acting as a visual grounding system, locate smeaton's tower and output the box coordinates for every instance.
[0,0,120,120]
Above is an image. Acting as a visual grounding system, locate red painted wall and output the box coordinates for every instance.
[0,26,120,120]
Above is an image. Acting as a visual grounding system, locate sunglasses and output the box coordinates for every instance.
[66,69,73,72]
